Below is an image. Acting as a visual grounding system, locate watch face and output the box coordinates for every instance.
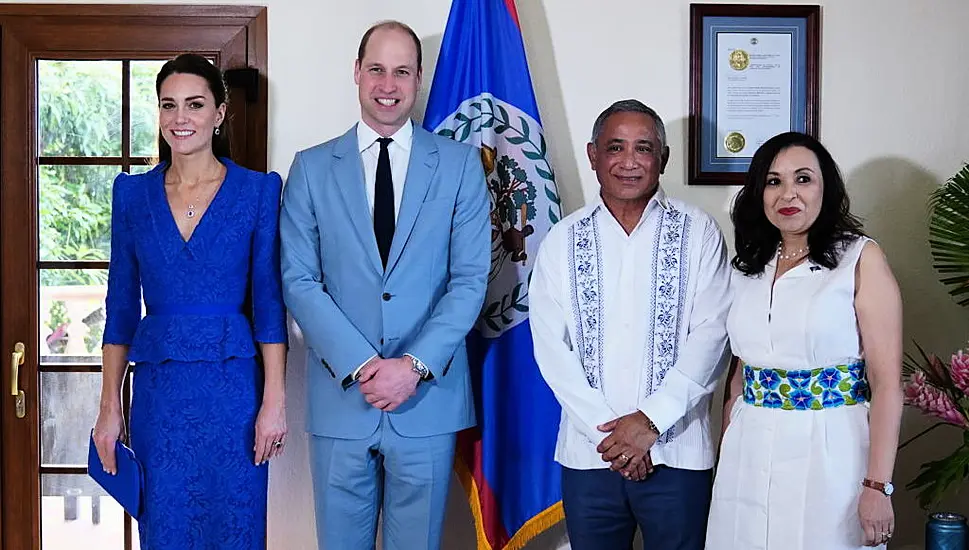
[884,482,894,496]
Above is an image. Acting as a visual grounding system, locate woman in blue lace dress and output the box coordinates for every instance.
[92,54,288,550]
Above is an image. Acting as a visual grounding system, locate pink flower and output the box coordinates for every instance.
[905,370,969,429]
[950,351,969,395]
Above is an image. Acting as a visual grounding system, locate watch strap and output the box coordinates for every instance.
[862,478,891,495]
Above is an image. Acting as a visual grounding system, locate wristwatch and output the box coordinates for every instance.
[862,478,894,496]
[408,355,431,381]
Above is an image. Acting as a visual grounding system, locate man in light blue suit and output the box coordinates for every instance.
[279,20,490,550]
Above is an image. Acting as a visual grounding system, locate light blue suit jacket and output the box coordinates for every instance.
[280,123,490,439]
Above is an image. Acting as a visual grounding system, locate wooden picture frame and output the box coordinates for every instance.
[688,3,821,185]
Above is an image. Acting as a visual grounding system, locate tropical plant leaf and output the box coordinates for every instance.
[906,439,969,508]
[928,163,969,306]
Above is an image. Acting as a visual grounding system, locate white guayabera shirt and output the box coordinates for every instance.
[529,187,732,471]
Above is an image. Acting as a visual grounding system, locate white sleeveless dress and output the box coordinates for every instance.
[705,237,884,550]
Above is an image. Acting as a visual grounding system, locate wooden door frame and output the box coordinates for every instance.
[0,6,267,548]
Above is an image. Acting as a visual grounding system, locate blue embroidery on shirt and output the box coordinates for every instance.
[567,204,693,447]
[568,210,604,389]
[646,207,691,444]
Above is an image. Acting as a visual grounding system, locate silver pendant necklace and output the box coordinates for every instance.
[184,180,219,219]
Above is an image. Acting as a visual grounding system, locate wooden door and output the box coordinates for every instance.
[0,6,268,549]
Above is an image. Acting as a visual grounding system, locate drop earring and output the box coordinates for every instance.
[214,127,221,135]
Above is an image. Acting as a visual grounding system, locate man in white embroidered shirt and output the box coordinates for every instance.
[529,99,731,550]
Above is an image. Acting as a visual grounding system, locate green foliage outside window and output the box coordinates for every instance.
[38,60,162,286]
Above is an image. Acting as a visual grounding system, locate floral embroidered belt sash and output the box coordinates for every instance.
[742,361,869,410]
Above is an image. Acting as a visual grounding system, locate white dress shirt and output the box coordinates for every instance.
[529,188,732,471]
[351,119,423,382]
[357,119,413,219]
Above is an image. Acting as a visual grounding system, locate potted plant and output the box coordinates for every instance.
[901,163,969,510]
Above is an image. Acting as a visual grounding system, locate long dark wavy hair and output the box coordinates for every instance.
[731,131,865,276]
[155,54,231,164]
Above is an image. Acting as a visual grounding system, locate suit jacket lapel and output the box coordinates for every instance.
[332,125,383,273]
[386,126,438,275]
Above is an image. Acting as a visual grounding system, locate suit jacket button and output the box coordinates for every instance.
[382,292,391,301]
[379,338,384,345]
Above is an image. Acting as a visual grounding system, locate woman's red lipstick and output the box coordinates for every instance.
[778,207,801,216]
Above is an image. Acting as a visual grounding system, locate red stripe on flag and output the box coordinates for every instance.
[457,428,510,548]
[504,0,521,28]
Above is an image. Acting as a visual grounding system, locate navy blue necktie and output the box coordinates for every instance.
[373,137,395,269]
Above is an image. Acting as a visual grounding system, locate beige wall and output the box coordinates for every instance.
[270,3,969,549]
[17,0,969,547]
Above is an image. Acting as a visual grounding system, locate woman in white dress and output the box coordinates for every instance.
[705,132,904,549]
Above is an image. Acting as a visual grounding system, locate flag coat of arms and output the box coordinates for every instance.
[422,1,565,548]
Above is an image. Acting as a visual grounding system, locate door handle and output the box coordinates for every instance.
[10,342,25,419]
[11,342,23,396]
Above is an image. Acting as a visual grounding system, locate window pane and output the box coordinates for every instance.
[40,269,109,362]
[41,372,104,466]
[130,60,167,157]
[129,162,157,175]
[39,60,122,157]
[42,474,135,550]
[39,165,117,261]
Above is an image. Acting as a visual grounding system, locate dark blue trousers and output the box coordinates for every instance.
[561,465,713,550]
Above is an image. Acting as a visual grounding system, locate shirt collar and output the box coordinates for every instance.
[592,185,671,222]
[357,119,414,153]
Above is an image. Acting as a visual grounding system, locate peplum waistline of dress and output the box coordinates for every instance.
[127,311,257,363]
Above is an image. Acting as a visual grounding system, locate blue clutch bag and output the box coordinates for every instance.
[87,432,144,519]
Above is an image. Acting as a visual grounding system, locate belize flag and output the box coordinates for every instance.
[422,1,565,548]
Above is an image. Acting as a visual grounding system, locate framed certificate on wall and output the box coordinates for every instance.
[688,4,820,185]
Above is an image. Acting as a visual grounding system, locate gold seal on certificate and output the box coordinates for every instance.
[729,48,750,71]
[724,131,746,153]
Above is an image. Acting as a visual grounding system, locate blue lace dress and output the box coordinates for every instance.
[102,159,288,550]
